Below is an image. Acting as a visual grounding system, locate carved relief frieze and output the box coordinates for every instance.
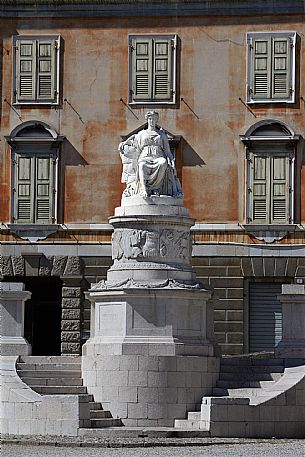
[91,277,205,291]
[112,227,191,262]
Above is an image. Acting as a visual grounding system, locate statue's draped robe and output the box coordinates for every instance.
[133,128,182,197]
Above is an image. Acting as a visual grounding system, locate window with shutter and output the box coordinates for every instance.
[13,153,55,224]
[242,120,298,227]
[271,156,290,223]
[14,35,60,104]
[248,152,291,224]
[247,32,296,103]
[15,155,34,223]
[129,35,176,104]
[250,154,269,224]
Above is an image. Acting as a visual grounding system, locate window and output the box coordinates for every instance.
[241,121,300,225]
[13,153,56,223]
[13,35,60,104]
[246,32,296,103]
[129,35,177,104]
[248,152,291,224]
[7,122,63,224]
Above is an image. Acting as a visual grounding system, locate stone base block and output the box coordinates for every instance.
[82,353,220,427]
[87,287,217,357]
[0,336,31,356]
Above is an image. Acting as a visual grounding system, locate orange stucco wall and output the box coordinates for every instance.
[1,15,304,226]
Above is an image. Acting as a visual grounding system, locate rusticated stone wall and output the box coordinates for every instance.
[0,254,84,355]
[1,253,304,356]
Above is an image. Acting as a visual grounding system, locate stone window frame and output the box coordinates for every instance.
[241,119,301,232]
[6,121,64,233]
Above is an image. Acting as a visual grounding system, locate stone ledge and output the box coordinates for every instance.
[1,0,304,18]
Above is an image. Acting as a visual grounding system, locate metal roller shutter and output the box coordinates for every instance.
[249,282,282,352]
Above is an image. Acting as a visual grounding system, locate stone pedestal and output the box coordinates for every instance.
[276,284,305,358]
[82,196,219,426]
[0,282,32,356]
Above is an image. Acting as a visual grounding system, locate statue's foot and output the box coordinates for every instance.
[140,190,149,199]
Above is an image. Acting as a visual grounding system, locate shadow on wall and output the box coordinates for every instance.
[59,139,88,223]
[181,139,206,167]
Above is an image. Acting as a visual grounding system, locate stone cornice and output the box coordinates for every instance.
[1,0,304,18]
[1,222,305,232]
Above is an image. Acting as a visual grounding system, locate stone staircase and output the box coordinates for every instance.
[175,353,286,433]
[17,356,122,429]
[211,354,285,397]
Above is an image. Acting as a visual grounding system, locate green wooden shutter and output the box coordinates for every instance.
[271,156,290,223]
[16,40,36,102]
[153,38,172,100]
[271,37,291,99]
[131,38,152,101]
[251,154,269,223]
[37,40,56,101]
[251,38,272,100]
[35,156,53,223]
[15,155,34,223]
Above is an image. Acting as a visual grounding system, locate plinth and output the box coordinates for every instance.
[82,196,220,426]
[276,284,305,358]
[0,282,32,356]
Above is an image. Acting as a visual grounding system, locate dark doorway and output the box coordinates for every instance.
[24,277,62,355]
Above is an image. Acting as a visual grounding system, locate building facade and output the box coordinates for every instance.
[0,0,304,356]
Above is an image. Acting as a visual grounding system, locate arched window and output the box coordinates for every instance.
[241,120,300,225]
[6,121,63,224]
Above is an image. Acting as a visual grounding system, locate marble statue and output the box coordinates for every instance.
[119,111,183,198]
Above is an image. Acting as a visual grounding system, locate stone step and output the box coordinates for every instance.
[187,411,201,421]
[19,356,81,364]
[219,365,284,374]
[90,418,123,428]
[212,387,269,397]
[20,377,83,386]
[90,410,112,419]
[219,372,282,382]
[16,362,81,371]
[216,379,277,389]
[174,419,208,430]
[78,427,211,438]
[79,394,94,402]
[30,385,88,395]
[89,401,103,410]
[18,370,82,378]
[220,357,284,367]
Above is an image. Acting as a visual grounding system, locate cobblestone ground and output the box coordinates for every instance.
[2,441,305,457]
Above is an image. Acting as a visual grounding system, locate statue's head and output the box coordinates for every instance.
[145,111,159,122]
